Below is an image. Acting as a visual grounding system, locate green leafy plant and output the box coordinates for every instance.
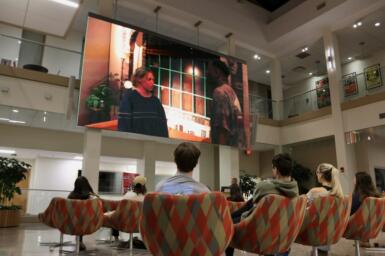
[0,157,30,210]
[239,171,258,198]
[85,83,113,111]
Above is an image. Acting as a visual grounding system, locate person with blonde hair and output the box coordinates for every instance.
[307,163,344,256]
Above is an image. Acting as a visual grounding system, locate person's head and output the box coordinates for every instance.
[354,172,379,200]
[231,177,238,185]
[271,153,293,178]
[208,60,230,85]
[73,176,94,195]
[174,142,201,173]
[132,175,147,195]
[316,163,344,197]
[132,67,155,92]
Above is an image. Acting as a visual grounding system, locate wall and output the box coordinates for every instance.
[343,100,385,132]
[239,149,259,176]
[259,150,274,178]
[0,24,22,64]
[42,30,83,78]
[286,137,337,172]
[280,115,334,145]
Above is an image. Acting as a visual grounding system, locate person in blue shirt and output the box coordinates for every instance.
[155,142,210,194]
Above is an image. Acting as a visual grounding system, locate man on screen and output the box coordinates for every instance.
[208,60,245,147]
[118,67,169,138]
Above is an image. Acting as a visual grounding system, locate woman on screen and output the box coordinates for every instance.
[209,59,245,147]
[117,67,169,138]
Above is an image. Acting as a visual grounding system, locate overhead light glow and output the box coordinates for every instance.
[309,72,313,76]
[347,57,352,60]
[50,0,79,8]
[253,54,261,60]
[0,149,16,154]
[353,24,357,28]
[265,70,270,74]
[375,22,381,27]
[357,21,362,26]
[12,109,19,113]
[301,47,309,52]
[74,156,83,160]
[9,120,26,124]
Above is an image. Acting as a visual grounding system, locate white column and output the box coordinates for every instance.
[82,128,102,192]
[219,145,239,189]
[270,58,284,120]
[323,30,357,193]
[197,143,216,190]
[141,142,156,191]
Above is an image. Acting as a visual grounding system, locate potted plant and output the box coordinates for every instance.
[0,157,30,227]
[239,171,259,198]
[85,74,118,123]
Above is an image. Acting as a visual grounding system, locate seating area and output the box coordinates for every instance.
[31,193,385,255]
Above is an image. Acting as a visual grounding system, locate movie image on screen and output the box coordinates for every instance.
[78,14,250,149]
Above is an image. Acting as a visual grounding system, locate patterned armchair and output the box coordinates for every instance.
[50,198,104,254]
[103,199,142,251]
[295,195,352,256]
[140,192,233,256]
[230,195,307,255]
[343,197,385,256]
[100,198,119,212]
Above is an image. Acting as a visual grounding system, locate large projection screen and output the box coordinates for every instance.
[78,13,250,149]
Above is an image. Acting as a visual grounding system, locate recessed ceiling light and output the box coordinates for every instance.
[8,120,26,124]
[74,156,83,160]
[375,22,381,27]
[301,47,309,52]
[357,21,362,26]
[265,70,270,74]
[347,57,352,60]
[353,24,357,28]
[0,149,16,154]
[367,136,371,141]
[309,72,313,76]
[253,54,261,60]
[49,0,79,8]
[12,109,19,113]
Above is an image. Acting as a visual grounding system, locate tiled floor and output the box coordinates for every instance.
[1,223,385,255]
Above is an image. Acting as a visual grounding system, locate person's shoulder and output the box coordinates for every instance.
[307,187,327,197]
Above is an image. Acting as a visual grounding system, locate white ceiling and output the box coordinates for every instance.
[0,0,80,37]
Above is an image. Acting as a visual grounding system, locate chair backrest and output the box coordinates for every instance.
[51,198,103,236]
[38,197,60,228]
[227,200,246,213]
[230,195,307,254]
[105,199,142,233]
[100,198,120,212]
[344,197,385,241]
[296,195,351,246]
[140,192,233,256]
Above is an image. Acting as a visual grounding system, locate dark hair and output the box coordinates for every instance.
[272,153,293,177]
[174,142,201,173]
[132,67,153,87]
[211,60,230,77]
[354,172,380,201]
[133,183,147,195]
[70,176,95,199]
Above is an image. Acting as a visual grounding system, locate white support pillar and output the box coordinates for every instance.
[82,128,102,192]
[323,30,357,193]
[141,142,156,191]
[270,58,284,120]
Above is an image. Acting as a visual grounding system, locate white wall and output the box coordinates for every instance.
[343,100,385,132]
[0,24,22,64]
[280,115,334,145]
[256,124,281,145]
[42,30,83,78]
